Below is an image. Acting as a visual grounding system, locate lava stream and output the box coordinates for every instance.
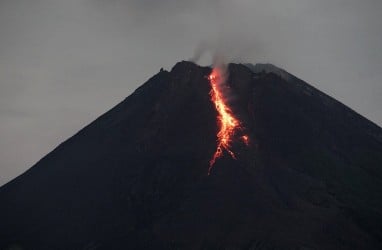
[208,67,249,174]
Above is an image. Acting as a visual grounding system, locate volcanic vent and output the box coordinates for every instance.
[0,61,382,249]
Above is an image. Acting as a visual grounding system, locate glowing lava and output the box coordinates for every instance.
[208,67,249,174]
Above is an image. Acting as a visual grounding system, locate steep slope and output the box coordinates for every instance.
[0,61,381,249]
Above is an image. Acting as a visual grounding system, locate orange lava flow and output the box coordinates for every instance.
[208,67,248,174]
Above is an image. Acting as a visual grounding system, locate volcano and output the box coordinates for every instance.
[0,61,381,249]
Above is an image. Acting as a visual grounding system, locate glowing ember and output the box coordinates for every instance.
[208,67,249,174]
[241,135,249,146]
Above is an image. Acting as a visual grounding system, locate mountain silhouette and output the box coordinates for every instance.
[0,61,381,249]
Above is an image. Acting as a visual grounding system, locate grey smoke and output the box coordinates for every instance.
[189,41,213,63]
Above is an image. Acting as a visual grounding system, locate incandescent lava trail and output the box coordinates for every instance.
[208,66,249,174]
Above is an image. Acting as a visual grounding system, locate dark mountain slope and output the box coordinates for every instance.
[0,61,381,249]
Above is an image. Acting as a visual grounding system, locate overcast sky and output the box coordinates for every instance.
[0,0,381,186]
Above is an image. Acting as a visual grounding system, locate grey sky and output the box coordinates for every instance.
[0,0,381,186]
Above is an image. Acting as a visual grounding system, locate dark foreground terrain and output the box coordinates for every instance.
[0,61,381,249]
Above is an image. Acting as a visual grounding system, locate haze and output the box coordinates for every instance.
[1,0,381,186]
